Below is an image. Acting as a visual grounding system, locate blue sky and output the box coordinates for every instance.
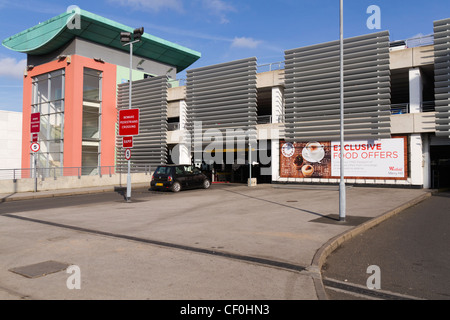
[0,0,448,113]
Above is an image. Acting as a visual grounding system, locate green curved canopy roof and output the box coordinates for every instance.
[2,8,201,72]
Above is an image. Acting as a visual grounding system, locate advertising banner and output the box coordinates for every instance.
[280,137,407,180]
[330,138,407,179]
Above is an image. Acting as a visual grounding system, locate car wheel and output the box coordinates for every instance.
[171,182,181,192]
[203,179,211,189]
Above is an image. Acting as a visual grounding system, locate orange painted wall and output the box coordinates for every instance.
[21,55,117,172]
[21,59,68,173]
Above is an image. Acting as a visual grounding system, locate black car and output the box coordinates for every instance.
[150,165,211,192]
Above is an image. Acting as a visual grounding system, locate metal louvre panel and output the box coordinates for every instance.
[434,18,450,138]
[284,31,391,142]
[116,76,168,171]
[186,57,257,145]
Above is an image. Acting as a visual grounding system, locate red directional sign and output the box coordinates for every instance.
[30,112,40,133]
[119,109,140,136]
[123,136,133,148]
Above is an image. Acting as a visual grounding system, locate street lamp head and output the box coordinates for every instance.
[133,27,144,41]
[120,32,132,43]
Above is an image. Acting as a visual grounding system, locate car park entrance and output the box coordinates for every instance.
[431,145,450,189]
[192,145,272,185]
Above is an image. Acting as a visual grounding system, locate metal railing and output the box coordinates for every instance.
[167,122,181,131]
[391,103,409,114]
[256,115,286,124]
[0,165,151,181]
[257,115,272,124]
[172,78,187,87]
[174,62,285,87]
[391,102,436,114]
[405,34,434,48]
[257,61,285,73]
[421,101,436,113]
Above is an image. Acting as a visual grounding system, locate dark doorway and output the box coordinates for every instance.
[202,144,273,184]
[431,146,450,189]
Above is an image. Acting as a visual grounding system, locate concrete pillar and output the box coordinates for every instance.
[271,140,280,182]
[409,67,423,114]
[272,86,284,123]
[410,134,423,186]
[170,100,191,165]
[422,134,431,189]
[409,68,427,187]
[179,100,187,130]
[179,100,191,165]
[270,86,283,182]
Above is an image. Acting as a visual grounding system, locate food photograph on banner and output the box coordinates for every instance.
[280,141,332,179]
[280,136,408,181]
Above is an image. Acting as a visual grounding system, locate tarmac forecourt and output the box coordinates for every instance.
[0,183,430,304]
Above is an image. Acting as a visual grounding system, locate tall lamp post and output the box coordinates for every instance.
[120,27,144,202]
[339,0,346,222]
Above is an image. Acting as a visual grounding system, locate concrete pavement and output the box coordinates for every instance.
[0,182,431,300]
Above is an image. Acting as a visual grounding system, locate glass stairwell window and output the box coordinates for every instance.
[82,68,102,175]
[31,69,65,177]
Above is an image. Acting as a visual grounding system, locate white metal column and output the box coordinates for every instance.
[271,86,284,124]
[179,99,191,165]
[409,67,426,187]
[409,68,423,113]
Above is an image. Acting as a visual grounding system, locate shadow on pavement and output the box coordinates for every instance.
[222,187,335,221]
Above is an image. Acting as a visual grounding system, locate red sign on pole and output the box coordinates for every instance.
[119,109,140,136]
[30,142,40,153]
[125,148,131,161]
[30,113,40,133]
[123,136,133,148]
[32,133,38,143]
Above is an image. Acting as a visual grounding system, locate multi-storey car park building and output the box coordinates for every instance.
[2,8,450,189]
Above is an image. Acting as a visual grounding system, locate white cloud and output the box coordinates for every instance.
[0,58,26,79]
[109,0,236,23]
[108,0,184,13]
[202,0,236,24]
[231,37,262,49]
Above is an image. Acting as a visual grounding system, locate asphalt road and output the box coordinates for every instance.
[0,186,156,213]
[321,191,450,300]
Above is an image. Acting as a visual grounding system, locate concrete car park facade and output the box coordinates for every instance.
[2,8,450,190]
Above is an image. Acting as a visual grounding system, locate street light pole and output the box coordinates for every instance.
[121,28,144,202]
[249,142,252,186]
[126,41,133,202]
[339,0,346,222]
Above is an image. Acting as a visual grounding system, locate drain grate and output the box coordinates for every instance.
[9,261,70,279]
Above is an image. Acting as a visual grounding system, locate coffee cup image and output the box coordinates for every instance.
[301,164,314,177]
[303,142,325,163]
[306,142,322,153]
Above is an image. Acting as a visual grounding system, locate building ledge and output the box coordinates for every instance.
[391,112,436,134]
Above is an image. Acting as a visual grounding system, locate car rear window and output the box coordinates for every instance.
[154,166,172,175]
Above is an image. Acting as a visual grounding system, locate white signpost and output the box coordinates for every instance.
[30,113,41,192]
